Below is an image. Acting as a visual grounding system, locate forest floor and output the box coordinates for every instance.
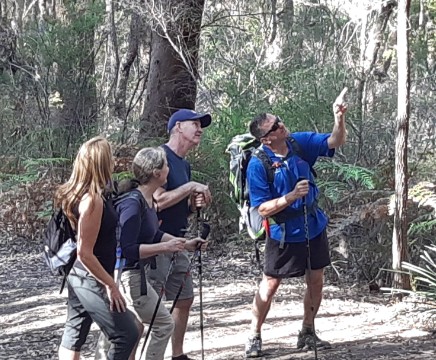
[1,236,436,360]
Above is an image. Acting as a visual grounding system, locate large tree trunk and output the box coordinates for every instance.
[392,0,411,291]
[139,0,206,139]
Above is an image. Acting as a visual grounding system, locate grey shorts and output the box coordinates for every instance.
[147,251,194,301]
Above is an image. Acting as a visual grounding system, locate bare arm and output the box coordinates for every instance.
[328,87,348,149]
[154,181,211,211]
[138,234,185,258]
[258,180,309,217]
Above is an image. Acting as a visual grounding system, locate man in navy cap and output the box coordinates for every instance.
[150,109,212,360]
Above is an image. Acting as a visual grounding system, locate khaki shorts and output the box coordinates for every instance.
[147,251,194,301]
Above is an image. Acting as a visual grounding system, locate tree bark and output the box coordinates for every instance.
[280,0,294,59]
[354,1,396,163]
[139,0,206,139]
[115,13,150,143]
[392,0,411,291]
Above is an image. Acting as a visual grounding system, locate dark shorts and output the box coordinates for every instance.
[264,230,330,278]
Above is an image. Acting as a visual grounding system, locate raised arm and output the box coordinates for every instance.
[328,87,348,149]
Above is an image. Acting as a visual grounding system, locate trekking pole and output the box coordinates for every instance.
[197,208,205,360]
[139,252,177,360]
[302,186,318,360]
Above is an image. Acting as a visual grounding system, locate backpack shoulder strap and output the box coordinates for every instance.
[114,189,146,210]
[288,136,317,178]
[252,148,275,184]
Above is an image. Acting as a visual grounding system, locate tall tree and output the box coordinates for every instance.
[392,0,411,290]
[139,0,206,139]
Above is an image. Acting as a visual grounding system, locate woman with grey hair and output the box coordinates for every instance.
[115,147,205,360]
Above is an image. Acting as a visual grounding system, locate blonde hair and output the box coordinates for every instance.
[55,136,113,228]
[132,147,166,185]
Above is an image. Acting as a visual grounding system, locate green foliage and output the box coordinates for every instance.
[113,171,134,182]
[408,217,436,237]
[0,157,70,192]
[401,245,436,302]
[315,161,376,203]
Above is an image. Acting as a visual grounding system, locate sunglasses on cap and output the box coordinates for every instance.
[261,116,282,138]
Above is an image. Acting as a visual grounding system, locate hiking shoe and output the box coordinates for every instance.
[245,335,262,358]
[297,329,331,350]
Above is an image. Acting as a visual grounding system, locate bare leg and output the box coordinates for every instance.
[250,274,281,334]
[171,297,193,357]
[303,268,324,328]
[58,346,80,360]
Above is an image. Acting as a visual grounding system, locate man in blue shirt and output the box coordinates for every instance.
[150,109,212,360]
[245,90,348,358]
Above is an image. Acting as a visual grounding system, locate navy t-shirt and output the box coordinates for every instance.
[158,145,191,237]
[117,189,164,269]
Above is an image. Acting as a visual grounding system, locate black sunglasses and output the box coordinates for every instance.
[262,116,282,138]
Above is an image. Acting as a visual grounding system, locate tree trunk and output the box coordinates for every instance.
[354,1,396,164]
[115,13,150,143]
[139,0,206,139]
[280,0,294,59]
[392,0,411,291]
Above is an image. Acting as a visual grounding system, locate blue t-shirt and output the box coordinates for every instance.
[117,190,164,269]
[247,132,334,243]
[158,145,191,237]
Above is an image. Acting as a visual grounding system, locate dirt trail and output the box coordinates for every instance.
[1,237,435,360]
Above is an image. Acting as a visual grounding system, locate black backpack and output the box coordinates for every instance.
[42,208,77,293]
[226,133,315,240]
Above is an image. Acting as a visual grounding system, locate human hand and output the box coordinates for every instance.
[106,284,127,312]
[190,182,212,205]
[333,87,348,117]
[165,238,186,253]
[290,180,309,200]
[194,192,207,209]
[185,238,208,252]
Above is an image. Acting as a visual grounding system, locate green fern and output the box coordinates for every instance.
[23,157,70,170]
[315,161,376,189]
[408,218,436,237]
[401,245,436,301]
[313,161,376,204]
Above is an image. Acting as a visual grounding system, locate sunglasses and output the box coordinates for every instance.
[262,116,282,138]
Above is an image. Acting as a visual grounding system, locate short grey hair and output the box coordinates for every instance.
[132,147,167,185]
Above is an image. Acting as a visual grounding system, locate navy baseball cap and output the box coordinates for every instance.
[167,109,212,133]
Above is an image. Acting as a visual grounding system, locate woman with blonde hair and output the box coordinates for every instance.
[57,136,139,360]
[111,146,206,360]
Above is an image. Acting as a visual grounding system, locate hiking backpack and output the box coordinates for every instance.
[42,208,77,293]
[226,133,315,240]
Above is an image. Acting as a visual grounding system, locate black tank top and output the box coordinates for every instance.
[74,197,118,274]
